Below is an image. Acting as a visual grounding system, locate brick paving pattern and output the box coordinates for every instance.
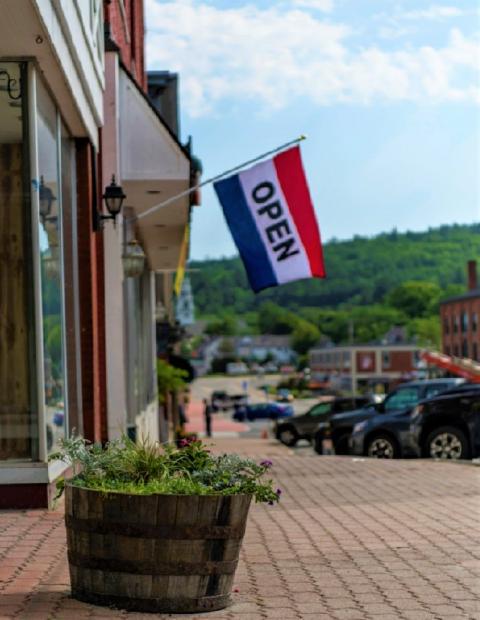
[1,438,479,619]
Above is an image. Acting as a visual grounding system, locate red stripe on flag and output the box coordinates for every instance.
[274,146,326,277]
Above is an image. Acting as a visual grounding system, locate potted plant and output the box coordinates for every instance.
[175,426,198,447]
[51,437,280,613]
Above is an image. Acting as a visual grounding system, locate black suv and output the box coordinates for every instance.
[409,383,480,459]
[275,397,370,446]
[314,379,464,455]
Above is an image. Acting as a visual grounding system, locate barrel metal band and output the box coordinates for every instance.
[72,588,231,613]
[68,552,238,575]
[66,515,246,540]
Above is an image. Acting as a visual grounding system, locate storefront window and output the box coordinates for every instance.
[125,269,155,423]
[36,78,67,454]
[0,62,37,460]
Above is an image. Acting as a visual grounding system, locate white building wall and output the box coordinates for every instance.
[32,0,104,144]
[102,53,128,440]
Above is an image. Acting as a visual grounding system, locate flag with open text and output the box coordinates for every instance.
[214,146,326,293]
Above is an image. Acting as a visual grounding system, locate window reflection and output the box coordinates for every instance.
[37,78,66,453]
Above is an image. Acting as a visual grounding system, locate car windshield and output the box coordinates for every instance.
[425,383,480,399]
[384,387,420,413]
[308,403,332,416]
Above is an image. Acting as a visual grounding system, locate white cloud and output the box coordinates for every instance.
[145,0,480,117]
[399,6,465,21]
[289,0,334,12]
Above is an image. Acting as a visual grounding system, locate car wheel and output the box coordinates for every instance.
[313,432,323,455]
[366,434,399,459]
[425,426,470,460]
[278,426,298,447]
[334,434,350,455]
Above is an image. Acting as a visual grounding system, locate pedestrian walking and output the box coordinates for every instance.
[203,398,213,437]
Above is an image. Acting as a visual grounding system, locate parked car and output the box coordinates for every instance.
[211,392,248,412]
[348,384,463,459]
[314,379,464,455]
[276,388,294,403]
[231,394,248,407]
[233,402,293,422]
[226,362,249,375]
[409,383,480,460]
[211,390,230,411]
[275,397,370,447]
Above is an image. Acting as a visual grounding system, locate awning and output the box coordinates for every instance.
[421,350,480,383]
[119,68,191,271]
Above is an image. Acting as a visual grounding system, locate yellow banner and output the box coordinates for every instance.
[174,224,189,297]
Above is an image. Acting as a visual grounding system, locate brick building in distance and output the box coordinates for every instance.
[309,344,421,395]
[440,261,480,362]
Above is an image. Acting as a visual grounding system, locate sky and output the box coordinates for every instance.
[145,0,480,261]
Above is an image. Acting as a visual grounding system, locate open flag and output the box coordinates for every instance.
[214,146,325,293]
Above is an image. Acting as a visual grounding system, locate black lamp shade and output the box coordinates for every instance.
[39,176,56,219]
[103,176,126,216]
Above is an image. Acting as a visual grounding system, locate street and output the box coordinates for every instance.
[186,375,317,439]
[0,378,479,619]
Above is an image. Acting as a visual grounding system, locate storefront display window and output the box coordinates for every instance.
[0,62,37,460]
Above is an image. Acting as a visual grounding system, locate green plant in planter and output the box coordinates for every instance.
[52,436,281,613]
[156,359,188,403]
[50,435,281,504]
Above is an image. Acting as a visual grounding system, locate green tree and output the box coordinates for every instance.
[387,281,442,318]
[205,313,237,336]
[257,302,297,334]
[291,320,321,355]
[157,360,187,403]
[407,317,441,348]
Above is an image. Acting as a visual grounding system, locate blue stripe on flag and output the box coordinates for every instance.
[214,175,277,293]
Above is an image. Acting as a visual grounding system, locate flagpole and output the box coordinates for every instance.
[134,135,307,223]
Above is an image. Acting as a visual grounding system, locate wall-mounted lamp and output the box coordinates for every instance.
[122,239,146,278]
[97,175,126,228]
[39,176,56,224]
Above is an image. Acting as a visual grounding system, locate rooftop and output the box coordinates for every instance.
[440,289,480,305]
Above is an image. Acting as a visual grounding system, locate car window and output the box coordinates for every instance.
[335,399,357,413]
[354,398,368,408]
[424,384,448,399]
[308,403,332,416]
[384,387,420,413]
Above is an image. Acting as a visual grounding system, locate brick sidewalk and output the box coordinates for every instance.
[1,439,479,619]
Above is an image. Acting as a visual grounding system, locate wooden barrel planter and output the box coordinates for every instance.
[65,484,252,613]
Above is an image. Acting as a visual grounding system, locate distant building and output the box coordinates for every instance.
[234,335,296,364]
[309,344,422,394]
[440,261,480,361]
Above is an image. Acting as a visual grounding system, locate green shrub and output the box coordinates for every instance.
[50,436,281,505]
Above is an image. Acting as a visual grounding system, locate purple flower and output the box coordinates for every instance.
[179,439,188,448]
[260,459,273,468]
[268,500,275,506]
[276,488,282,496]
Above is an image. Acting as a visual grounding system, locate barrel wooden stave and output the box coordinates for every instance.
[66,485,251,613]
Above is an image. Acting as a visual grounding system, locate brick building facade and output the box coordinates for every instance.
[440,261,480,361]
[309,344,422,394]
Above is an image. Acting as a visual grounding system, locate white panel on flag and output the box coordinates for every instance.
[238,159,310,285]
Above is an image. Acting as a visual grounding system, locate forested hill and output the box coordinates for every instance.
[189,224,480,316]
